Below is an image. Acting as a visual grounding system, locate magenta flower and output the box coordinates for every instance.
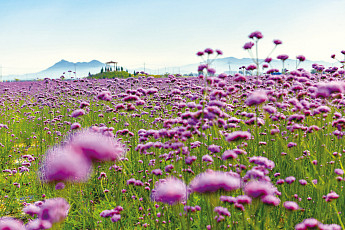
[215,49,223,55]
[151,177,188,205]
[226,131,251,142]
[244,181,276,198]
[70,129,125,162]
[243,42,255,50]
[38,198,70,224]
[261,195,280,206]
[249,31,263,39]
[204,48,214,54]
[71,109,86,118]
[264,57,272,63]
[284,201,299,211]
[214,206,231,216]
[245,90,268,106]
[277,54,289,61]
[273,39,282,45]
[189,170,240,193]
[40,145,92,182]
[97,91,112,101]
[0,218,25,230]
[296,55,306,62]
[196,51,204,56]
[71,122,81,130]
[222,150,238,160]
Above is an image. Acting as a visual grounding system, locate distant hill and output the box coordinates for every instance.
[2,57,340,81]
[3,60,105,81]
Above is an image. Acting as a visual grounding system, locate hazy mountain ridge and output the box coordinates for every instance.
[2,57,339,81]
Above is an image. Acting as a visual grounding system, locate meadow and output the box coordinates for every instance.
[1,32,345,229]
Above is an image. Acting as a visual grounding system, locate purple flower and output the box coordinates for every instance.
[71,122,81,130]
[215,49,223,55]
[273,39,282,45]
[334,168,344,175]
[214,206,231,216]
[261,195,280,206]
[55,182,65,190]
[226,131,251,142]
[40,145,92,182]
[325,191,339,202]
[264,57,272,63]
[243,42,255,50]
[204,48,214,54]
[222,150,238,160]
[151,169,162,176]
[277,54,289,61]
[283,201,299,211]
[151,177,187,205]
[111,214,121,222]
[38,198,70,224]
[249,31,263,39]
[97,91,112,101]
[71,109,86,118]
[299,179,307,185]
[0,218,25,230]
[208,144,221,153]
[245,90,268,106]
[70,129,125,162]
[196,51,204,56]
[202,154,213,162]
[189,170,240,193]
[296,55,306,62]
[244,181,276,198]
[285,176,296,184]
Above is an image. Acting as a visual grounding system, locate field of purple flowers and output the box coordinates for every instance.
[1,32,345,229]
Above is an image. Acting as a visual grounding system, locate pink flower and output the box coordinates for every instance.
[245,90,268,106]
[71,109,86,118]
[40,145,92,182]
[226,131,251,142]
[284,201,299,210]
[296,55,306,62]
[151,178,187,205]
[249,31,263,39]
[244,181,276,198]
[70,129,125,162]
[189,170,240,193]
[277,54,289,61]
[0,218,25,230]
[261,195,280,206]
[38,198,70,224]
[273,39,282,45]
[243,42,255,50]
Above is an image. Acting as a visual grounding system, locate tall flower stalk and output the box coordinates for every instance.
[243,31,282,79]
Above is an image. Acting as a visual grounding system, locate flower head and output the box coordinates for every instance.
[189,170,240,193]
[151,177,188,205]
[277,54,289,61]
[273,39,282,45]
[249,31,263,39]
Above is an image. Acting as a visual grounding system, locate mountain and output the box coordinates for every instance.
[2,57,339,81]
[3,60,106,81]
[170,57,338,75]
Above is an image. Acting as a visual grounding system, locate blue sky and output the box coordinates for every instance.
[0,0,344,75]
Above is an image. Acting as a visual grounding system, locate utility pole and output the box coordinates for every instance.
[228,61,231,74]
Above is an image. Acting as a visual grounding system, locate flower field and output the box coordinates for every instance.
[1,33,345,229]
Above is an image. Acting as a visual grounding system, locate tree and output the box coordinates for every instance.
[101,67,104,73]
[121,67,123,71]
